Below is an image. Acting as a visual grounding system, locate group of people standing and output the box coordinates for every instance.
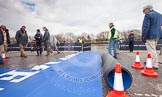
[108,5,162,70]
[0,25,60,59]
[16,26,60,57]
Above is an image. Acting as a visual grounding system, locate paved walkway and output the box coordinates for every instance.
[0,51,77,69]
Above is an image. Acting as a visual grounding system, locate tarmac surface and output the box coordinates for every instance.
[0,48,162,97]
[102,51,162,97]
[0,51,76,70]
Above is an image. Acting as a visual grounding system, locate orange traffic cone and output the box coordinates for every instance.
[141,54,158,78]
[106,63,128,97]
[1,51,8,62]
[131,52,144,69]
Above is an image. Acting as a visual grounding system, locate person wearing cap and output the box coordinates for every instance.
[15,26,28,58]
[0,25,10,54]
[142,5,162,69]
[108,23,119,59]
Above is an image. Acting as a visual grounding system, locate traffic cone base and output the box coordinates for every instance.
[131,62,144,69]
[141,68,158,78]
[141,54,158,78]
[106,90,128,97]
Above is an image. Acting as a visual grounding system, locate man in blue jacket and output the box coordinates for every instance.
[142,5,162,69]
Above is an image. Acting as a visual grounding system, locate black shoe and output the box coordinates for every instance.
[153,67,158,70]
[113,56,117,59]
[159,62,162,64]
[6,57,10,59]
[22,55,27,58]
[57,52,60,54]
[45,54,49,56]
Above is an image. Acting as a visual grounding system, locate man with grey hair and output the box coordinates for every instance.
[142,5,162,69]
[15,26,28,58]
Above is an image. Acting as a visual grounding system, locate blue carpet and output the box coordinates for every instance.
[0,52,103,97]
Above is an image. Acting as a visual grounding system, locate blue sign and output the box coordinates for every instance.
[0,52,102,97]
[7,43,91,51]
[120,40,162,50]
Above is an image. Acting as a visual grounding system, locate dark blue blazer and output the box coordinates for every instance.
[142,10,162,39]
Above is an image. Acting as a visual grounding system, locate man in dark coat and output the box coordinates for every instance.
[34,29,43,56]
[128,32,135,52]
[15,26,28,58]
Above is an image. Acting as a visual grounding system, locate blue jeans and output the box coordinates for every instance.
[108,38,118,58]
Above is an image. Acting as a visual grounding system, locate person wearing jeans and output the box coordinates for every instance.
[108,23,119,59]
[108,38,118,58]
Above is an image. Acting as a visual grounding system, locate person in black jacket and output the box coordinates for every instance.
[34,29,43,56]
[128,32,135,52]
[0,25,10,54]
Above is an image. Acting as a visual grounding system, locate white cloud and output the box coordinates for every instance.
[0,0,162,37]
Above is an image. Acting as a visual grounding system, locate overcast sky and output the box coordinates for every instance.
[0,0,162,37]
